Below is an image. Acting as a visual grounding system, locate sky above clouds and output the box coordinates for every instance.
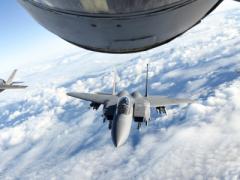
[0,1,77,73]
[0,1,240,179]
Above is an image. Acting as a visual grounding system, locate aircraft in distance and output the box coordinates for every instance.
[19,0,240,53]
[67,65,194,147]
[0,70,27,93]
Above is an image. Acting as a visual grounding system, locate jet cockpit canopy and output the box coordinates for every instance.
[118,96,131,115]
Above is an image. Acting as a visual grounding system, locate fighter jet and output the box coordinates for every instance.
[67,65,194,147]
[19,0,240,53]
[0,69,27,93]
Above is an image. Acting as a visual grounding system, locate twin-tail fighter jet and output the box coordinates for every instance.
[0,70,27,93]
[67,65,194,147]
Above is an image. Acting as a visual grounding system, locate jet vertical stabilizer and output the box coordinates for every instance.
[112,69,117,95]
[6,69,17,85]
[145,64,149,97]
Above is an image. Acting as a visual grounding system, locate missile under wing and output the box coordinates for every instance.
[19,0,224,53]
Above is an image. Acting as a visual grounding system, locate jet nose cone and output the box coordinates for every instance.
[114,143,120,148]
[111,115,132,148]
[112,134,125,148]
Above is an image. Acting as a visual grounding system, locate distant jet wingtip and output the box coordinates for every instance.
[66,92,75,97]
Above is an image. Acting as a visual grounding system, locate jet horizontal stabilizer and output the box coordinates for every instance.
[0,85,28,89]
[148,96,195,107]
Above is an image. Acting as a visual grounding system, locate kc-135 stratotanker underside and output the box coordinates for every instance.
[19,0,240,53]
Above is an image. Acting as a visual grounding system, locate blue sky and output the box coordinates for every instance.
[0,1,76,72]
[0,1,238,74]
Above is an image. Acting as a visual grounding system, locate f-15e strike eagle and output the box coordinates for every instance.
[67,65,194,147]
[0,70,27,93]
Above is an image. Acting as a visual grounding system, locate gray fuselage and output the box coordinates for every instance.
[110,90,151,147]
[111,95,133,147]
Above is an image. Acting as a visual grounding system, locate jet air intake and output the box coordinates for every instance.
[19,0,223,53]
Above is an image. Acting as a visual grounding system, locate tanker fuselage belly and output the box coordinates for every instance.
[19,0,223,53]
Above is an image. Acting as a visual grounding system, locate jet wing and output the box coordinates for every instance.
[67,92,117,104]
[147,96,195,107]
[0,85,27,89]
